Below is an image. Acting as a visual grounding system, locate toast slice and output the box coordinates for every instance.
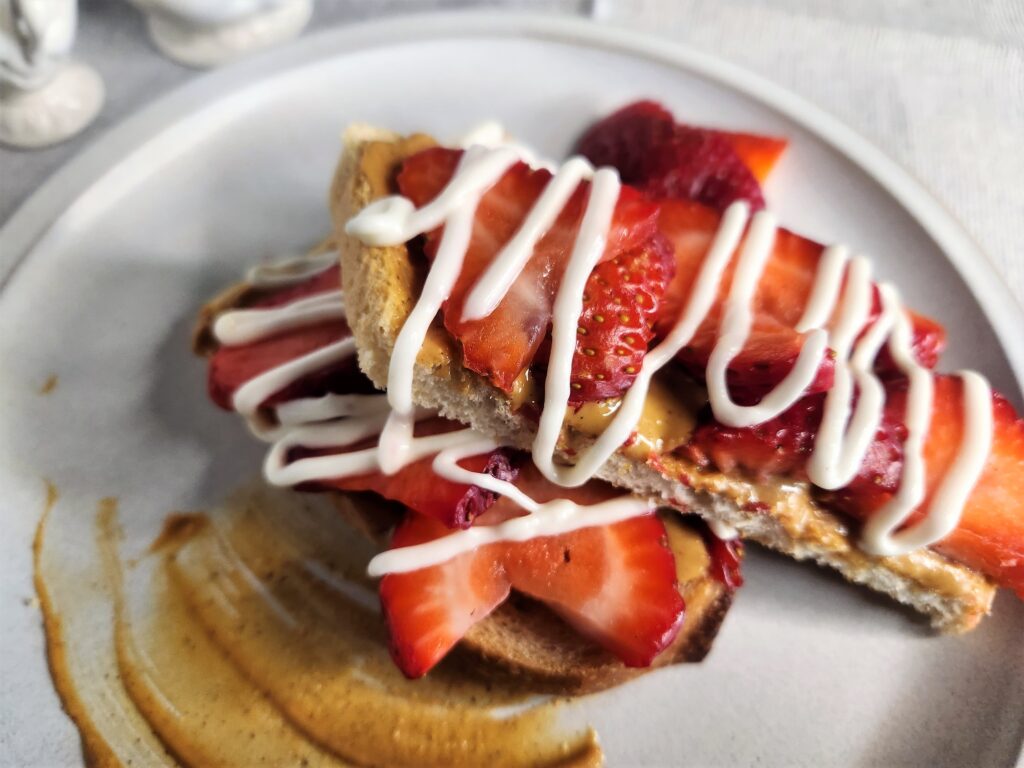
[331,124,997,634]
[193,260,734,695]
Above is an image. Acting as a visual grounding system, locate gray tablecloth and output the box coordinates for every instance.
[2,0,1022,306]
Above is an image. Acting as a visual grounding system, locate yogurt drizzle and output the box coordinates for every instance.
[213,251,651,576]
[344,142,993,561]
[214,136,993,575]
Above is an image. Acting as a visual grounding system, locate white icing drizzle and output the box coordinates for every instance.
[705,209,830,428]
[213,245,654,575]
[213,291,346,345]
[245,250,336,288]
[461,157,595,322]
[805,254,887,489]
[343,142,995,564]
[231,338,357,439]
[350,146,522,474]
[367,495,652,577]
[531,168,623,485]
[457,120,554,171]
[858,288,993,556]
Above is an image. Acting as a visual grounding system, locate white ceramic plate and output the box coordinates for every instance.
[2,12,1022,767]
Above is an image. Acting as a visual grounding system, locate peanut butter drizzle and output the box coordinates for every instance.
[564,373,701,460]
[38,374,59,395]
[34,492,174,767]
[36,483,602,768]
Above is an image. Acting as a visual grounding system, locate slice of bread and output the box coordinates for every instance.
[331,124,997,634]
[194,262,734,695]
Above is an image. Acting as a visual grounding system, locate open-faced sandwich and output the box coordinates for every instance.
[328,101,1023,636]
[194,239,742,692]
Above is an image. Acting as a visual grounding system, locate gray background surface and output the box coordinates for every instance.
[2,0,1022,306]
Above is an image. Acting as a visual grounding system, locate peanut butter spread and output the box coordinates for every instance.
[35,484,602,768]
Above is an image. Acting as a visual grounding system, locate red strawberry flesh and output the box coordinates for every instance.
[688,372,1024,596]
[575,100,767,212]
[655,198,945,401]
[827,375,1024,597]
[397,146,661,392]
[569,232,676,404]
[380,464,687,677]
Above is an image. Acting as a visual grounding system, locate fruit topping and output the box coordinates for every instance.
[397,146,661,392]
[569,233,676,403]
[206,264,373,410]
[655,199,945,402]
[828,375,1024,597]
[575,100,771,211]
[380,465,686,677]
[313,421,519,529]
[205,265,511,529]
[687,372,1024,596]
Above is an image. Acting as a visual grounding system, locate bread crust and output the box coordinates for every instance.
[331,126,996,634]
[194,248,734,694]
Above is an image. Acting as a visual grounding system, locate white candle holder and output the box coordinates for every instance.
[129,0,313,69]
[0,0,104,149]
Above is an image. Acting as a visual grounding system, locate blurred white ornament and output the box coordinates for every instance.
[0,0,104,149]
[128,0,312,68]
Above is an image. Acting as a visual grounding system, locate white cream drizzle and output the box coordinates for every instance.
[461,157,595,322]
[213,247,654,575]
[366,494,651,577]
[245,250,337,288]
[343,141,994,564]
[213,291,346,345]
[705,210,830,428]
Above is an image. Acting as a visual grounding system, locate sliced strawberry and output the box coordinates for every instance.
[569,233,675,404]
[317,420,518,529]
[705,535,745,589]
[251,263,343,309]
[575,100,767,211]
[656,199,834,401]
[684,393,826,480]
[501,515,686,667]
[655,199,945,401]
[718,131,788,184]
[379,465,686,677]
[574,100,676,187]
[208,321,364,410]
[828,375,1024,596]
[397,147,660,392]
[380,513,510,678]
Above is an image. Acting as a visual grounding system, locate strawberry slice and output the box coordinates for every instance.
[575,100,768,211]
[380,513,510,678]
[655,199,946,400]
[569,233,675,404]
[397,147,661,392]
[828,375,1024,596]
[718,131,788,184]
[379,465,686,677]
[206,265,372,410]
[314,419,519,529]
[684,392,827,480]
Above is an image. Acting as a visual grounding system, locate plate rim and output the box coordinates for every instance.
[1,10,1022,404]
[1,10,1021,766]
